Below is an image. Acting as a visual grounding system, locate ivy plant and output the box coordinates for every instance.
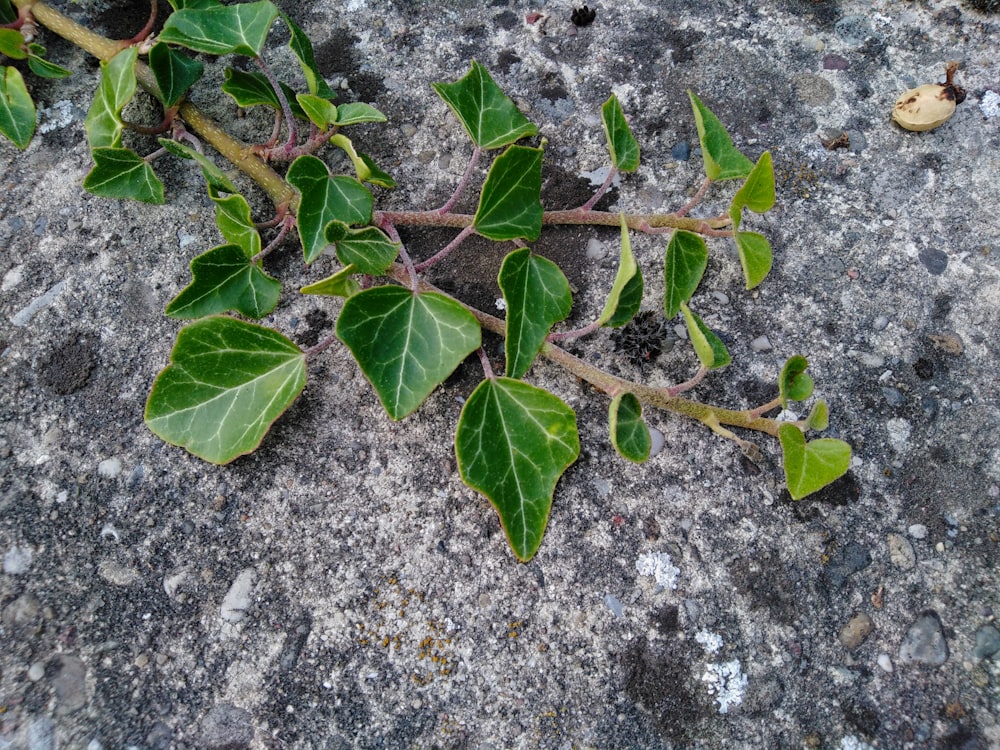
[2,0,852,561]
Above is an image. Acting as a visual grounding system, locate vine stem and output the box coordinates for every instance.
[376,208,730,234]
[437,146,481,215]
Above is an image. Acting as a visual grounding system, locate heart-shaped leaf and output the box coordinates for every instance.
[0,65,35,149]
[779,423,851,500]
[84,47,137,149]
[300,264,361,298]
[325,221,400,275]
[159,1,279,57]
[148,42,204,107]
[779,355,814,407]
[145,316,306,464]
[165,244,279,319]
[599,215,643,328]
[287,155,373,263]
[474,145,544,241]
[663,230,708,318]
[83,147,165,204]
[688,90,753,181]
[729,151,774,230]
[498,248,572,379]
[680,302,730,370]
[280,11,334,98]
[336,287,481,420]
[734,231,772,290]
[432,60,538,149]
[456,377,580,561]
[601,93,640,172]
[609,392,651,463]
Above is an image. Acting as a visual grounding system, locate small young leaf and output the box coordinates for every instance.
[729,151,774,229]
[83,147,165,204]
[300,264,361,298]
[598,215,642,328]
[84,47,137,149]
[280,11,334,99]
[159,1,279,57]
[145,316,306,464]
[26,48,73,79]
[432,60,538,149]
[148,42,204,107]
[688,91,753,181]
[336,287,481,420]
[286,155,373,263]
[455,377,580,562]
[680,302,730,370]
[335,102,387,126]
[356,152,396,189]
[474,145,544,241]
[325,221,400,275]
[221,68,307,119]
[663,230,708,318]
[0,29,26,59]
[165,244,280,320]
[779,423,851,500]
[0,65,35,149]
[498,247,573,379]
[778,355,814,407]
[211,193,261,257]
[734,231,773,290]
[601,94,640,172]
[329,133,395,188]
[609,392,651,463]
[158,138,239,195]
[297,93,338,128]
[806,399,830,431]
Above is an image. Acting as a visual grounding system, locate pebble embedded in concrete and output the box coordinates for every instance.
[898,611,949,666]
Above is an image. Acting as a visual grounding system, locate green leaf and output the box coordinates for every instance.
[729,151,774,229]
[325,221,399,275]
[336,287,481,420]
[286,155,373,263]
[328,133,396,188]
[336,102,387,126]
[221,68,307,119]
[688,90,753,181]
[431,60,538,149]
[0,29,26,59]
[85,47,137,149]
[680,302,730,370]
[498,248,573,379]
[159,1,279,57]
[598,215,642,328]
[0,0,15,23]
[148,42,204,107]
[806,399,829,431]
[165,244,280,319]
[609,392,651,463]
[734,231,772,290]
[297,93,338,128]
[145,317,306,464]
[300,264,361,298]
[474,145,544,241]
[83,147,165,204]
[356,151,396,189]
[168,0,220,9]
[280,11,334,98]
[779,423,851,500]
[778,355,814,407]
[663,229,708,318]
[158,138,239,195]
[455,377,580,562]
[600,94,640,172]
[0,65,35,149]
[26,47,73,79]
[211,193,261,257]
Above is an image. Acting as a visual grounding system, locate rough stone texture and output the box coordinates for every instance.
[2,1,999,748]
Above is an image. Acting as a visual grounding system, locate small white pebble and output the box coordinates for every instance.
[979,90,1000,119]
[648,427,665,457]
[908,523,928,540]
[97,457,122,478]
[27,662,46,681]
[750,335,772,353]
[877,653,893,672]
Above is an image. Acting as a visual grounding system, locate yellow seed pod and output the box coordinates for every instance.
[892,62,966,132]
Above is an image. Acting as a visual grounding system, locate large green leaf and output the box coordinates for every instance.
[336,287,481,420]
[688,91,753,181]
[598,215,642,328]
[280,11,334,98]
[498,248,572,379]
[83,147,165,204]
[431,60,538,149]
[779,423,851,500]
[729,151,775,229]
[165,244,279,319]
[474,145,544,241]
[734,231,772,290]
[680,302,730,370]
[325,221,399,275]
[286,155,373,263]
[663,230,708,318]
[145,317,306,464]
[778,355,814,408]
[0,65,35,149]
[148,42,204,107]
[84,47,137,149]
[159,1,279,57]
[609,392,651,463]
[456,377,580,562]
[600,94,640,172]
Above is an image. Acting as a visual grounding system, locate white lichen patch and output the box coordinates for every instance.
[635,551,680,590]
[695,630,724,655]
[702,659,747,714]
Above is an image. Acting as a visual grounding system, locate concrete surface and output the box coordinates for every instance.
[1,0,999,748]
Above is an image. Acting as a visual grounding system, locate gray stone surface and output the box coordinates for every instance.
[2,0,1000,748]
